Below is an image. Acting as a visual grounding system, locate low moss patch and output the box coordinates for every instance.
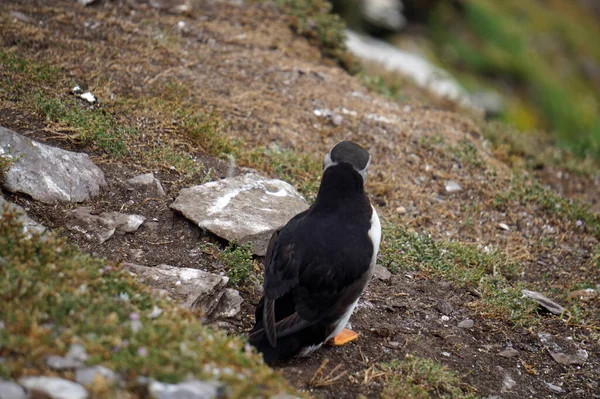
[0,209,292,396]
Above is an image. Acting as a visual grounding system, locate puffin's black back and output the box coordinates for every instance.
[249,161,374,364]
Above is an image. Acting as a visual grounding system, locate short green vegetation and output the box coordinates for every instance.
[429,0,600,159]
[380,355,478,399]
[222,243,262,289]
[0,208,291,397]
[381,225,539,326]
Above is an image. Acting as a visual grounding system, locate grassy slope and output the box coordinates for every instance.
[429,0,600,159]
[1,1,599,397]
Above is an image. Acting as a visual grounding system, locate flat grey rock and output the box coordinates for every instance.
[498,347,519,358]
[522,290,566,315]
[75,365,119,387]
[0,126,106,203]
[68,207,145,243]
[148,379,222,399]
[0,196,46,236]
[124,263,240,318]
[126,173,166,197]
[0,379,26,399]
[170,173,308,256]
[18,376,88,399]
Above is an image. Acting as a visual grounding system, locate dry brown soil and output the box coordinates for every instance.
[1,1,599,398]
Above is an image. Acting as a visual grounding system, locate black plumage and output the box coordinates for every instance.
[249,141,381,364]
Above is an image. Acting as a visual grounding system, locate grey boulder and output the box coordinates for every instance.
[0,126,106,203]
[170,173,308,256]
[124,263,242,318]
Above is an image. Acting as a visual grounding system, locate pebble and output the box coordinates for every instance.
[18,376,89,399]
[441,351,451,357]
[445,181,462,193]
[498,223,510,231]
[373,264,392,281]
[331,114,343,126]
[457,319,474,329]
[0,379,27,399]
[545,382,565,393]
[395,206,406,214]
[436,300,453,315]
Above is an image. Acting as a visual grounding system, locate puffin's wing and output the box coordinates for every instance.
[250,310,311,345]
[262,211,310,346]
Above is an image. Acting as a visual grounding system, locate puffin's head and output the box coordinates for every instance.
[323,141,371,182]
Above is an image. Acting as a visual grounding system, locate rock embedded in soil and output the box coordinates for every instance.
[0,379,26,399]
[170,173,308,256]
[498,347,519,358]
[445,181,462,193]
[436,300,454,315]
[18,376,89,399]
[522,289,566,315]
[457,319,474,329]
[125,172,166,198]
[0,195,46,236]
[549,349,588,366]
[0,126,106,203]
[124,263,242,318]
[545,382,565,393]
[147,379,223,399]
[68,207,145,243]
[211,288,243,319]
[373,264,392,281]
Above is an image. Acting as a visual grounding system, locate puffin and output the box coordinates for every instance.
[248,141,381,364]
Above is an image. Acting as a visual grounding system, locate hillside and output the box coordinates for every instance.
[1,0,599,398]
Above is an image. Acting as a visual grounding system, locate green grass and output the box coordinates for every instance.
[0,208,292,397]
[380,355,478,399]
[428,0,600,159]
[33,92,130,156]
[244,145,321,201]
[257,0,359,73]
[222,243,262,289]
[380,225,539,326]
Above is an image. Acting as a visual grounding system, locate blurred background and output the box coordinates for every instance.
[328,0,600,160]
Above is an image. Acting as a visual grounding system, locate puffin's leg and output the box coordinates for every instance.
[329,328,359,346]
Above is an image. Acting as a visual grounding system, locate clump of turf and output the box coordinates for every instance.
[0,208,293,397]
